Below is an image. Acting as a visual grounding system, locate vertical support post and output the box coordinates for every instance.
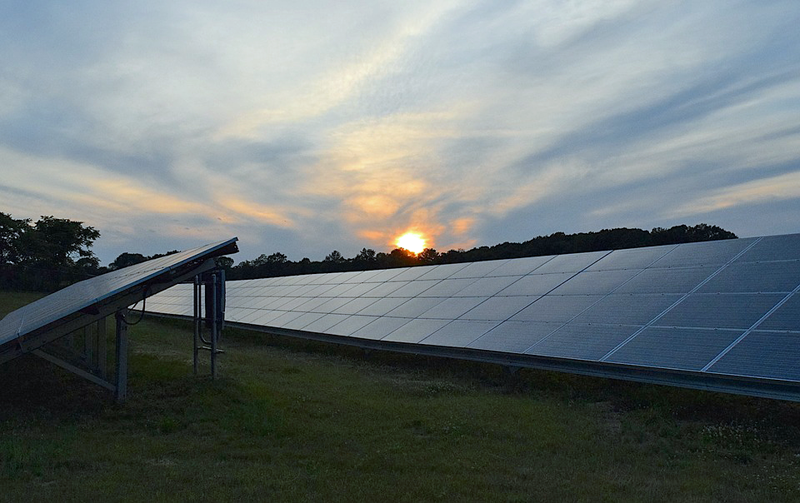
[211,272,218,380]
[114,311,128,403]
[83,325,93,364]
[97,316,107,379]
[193,275,200,376]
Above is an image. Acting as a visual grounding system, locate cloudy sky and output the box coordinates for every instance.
[2,0,799,265]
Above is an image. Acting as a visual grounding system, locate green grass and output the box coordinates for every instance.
[2,292,800,501]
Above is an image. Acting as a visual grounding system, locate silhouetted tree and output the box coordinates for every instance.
[109,252,148,270]
[377,248,416,268]
[0,213,24,263]
[417,248,439,264]
[1,213,101,291]
[324,250,344,263]
[267,252,288,263]
[651,224,736,245]
[354,248,377,263]
[150,250,180,259]
[110,249,181,270]
[23,216,100,267]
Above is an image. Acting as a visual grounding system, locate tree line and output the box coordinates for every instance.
[0,212,187,291]
[0,210,737,291]
[226,223,737,280]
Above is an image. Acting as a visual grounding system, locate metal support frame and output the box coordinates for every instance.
[2,257,223,403]
[30,310,129,402]
[114,311,128,402]
[193,275,200,375]
[193,268,225,379]
[38,317,108,380]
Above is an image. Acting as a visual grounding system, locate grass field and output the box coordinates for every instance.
[2,290,800,502]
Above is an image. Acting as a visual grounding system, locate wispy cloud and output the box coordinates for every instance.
[1,0,799,263]
[668,171,800,218]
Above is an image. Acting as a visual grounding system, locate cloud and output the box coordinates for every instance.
[668,171,800,218]
[1,0,799,264]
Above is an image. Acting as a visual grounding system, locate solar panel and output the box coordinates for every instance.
[757,295,800,331]
[510,295,602,323]
[533,250,609,273]
[383,319,451,343]
[496,273,575,296]
[0,238,238,361]
[450,259,507,278]
[655,293,786,330]
[649,237,757,267]
[351,317,411,340]
[328,315,379,336]
[0,237,238,400]
[454,276,519,297]
[527,323,641,361]
[420,320,500,347]
[549,269,640,295]
[458,296,539,321]
[469,321,560,353]
[386,297,447,318]
[605,326,744,371]
[735,234,800,262]
[707,330,800,381]
[584,244,676,271]
[357,297,410,316]
[147,233,800,401]
[570,294,683,326]
[418,262,470,280]
[419,297,486,320]
[615,266,721,294]
[698,261,800,293]
[332,297,380,315]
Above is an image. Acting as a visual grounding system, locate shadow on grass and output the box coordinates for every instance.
[0,355,109,422]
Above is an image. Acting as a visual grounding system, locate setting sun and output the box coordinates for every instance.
[396,232,426,254]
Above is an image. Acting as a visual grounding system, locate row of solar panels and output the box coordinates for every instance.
[147,234,800,391]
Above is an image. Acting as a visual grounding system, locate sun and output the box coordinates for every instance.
[396,232,426,254]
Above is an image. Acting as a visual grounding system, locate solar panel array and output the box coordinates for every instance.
[147,234,800,397]
[0,238,238,354]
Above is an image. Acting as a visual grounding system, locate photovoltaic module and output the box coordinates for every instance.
[147,234,800,401]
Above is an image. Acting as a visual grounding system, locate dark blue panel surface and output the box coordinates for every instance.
[656,294,785,330]
[709,330,800,381]
[527,323,642,361]
[606,327,747,371]
[757,294,800,331]
[0,238,237,349]
[468,321,561,353]
[143,233,800,401]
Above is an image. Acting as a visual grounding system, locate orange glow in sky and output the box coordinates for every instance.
[396,232,426,254]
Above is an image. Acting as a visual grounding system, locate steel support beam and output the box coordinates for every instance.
[114,311,128,402]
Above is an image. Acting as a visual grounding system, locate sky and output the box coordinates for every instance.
[2,0,799,266]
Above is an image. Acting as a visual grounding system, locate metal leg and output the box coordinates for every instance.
[115,311,128,403]
[97,316,107,379]
[191,269,225,379]
[83,325,92,365]
[193,276,200,376]
[211,272,218,380]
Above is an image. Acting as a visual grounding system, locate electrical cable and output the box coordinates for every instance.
[122,286,148,325]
